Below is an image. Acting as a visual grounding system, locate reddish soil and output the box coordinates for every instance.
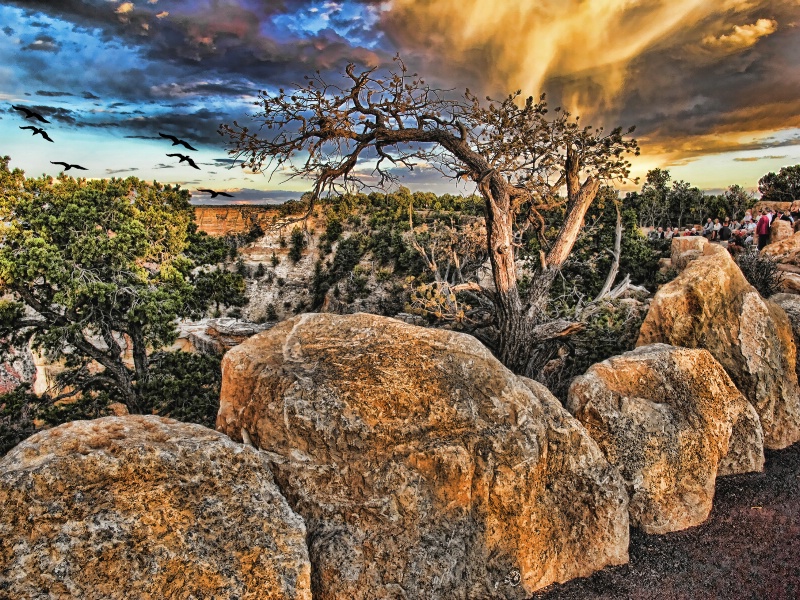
[532,443,800,600]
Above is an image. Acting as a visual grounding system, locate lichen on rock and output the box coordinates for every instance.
[218,312,630,599]
[638,243,800,449]
[0,415,311,600]
[568,344,764,534]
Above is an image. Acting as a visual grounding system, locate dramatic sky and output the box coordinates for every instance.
[1,0,799,203]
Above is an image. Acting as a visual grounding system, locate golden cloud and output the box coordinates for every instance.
[384,0,730,110]
[379,0,800,173]
[703,18,778,52]
[116,2,134,15]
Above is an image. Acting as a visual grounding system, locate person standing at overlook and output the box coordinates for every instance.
[756,208,772,250]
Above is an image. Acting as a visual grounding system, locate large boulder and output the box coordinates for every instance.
[769,219,794,246]
[567,344,764,534]
[771,293,800,378]
[218,313,630,599]
[670,236,708,271]
[0,416,311,600]
[638,244,800,449]
[762,230,800,265]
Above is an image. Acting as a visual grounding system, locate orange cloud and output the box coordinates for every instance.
[703,18,778,52]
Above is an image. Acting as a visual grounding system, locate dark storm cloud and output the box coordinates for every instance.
[6,0,384,88]
[6,0,798,173]
[82,91,100,100]
[5,104,76,125]
[541,2,800,164]
[22,33,60,52]
[35,90,73,97]
[108,108,229,145]
[2,26,14,36]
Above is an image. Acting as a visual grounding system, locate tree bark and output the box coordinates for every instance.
[596,200,623,300]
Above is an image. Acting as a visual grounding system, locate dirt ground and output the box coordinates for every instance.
[532,443,800,600]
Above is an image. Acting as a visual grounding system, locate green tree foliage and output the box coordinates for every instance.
[634,168,671,227]
[628,169,754,227]
[556,187,661,304]
[759,165,800,204]
[0,156,245,411]
[192,269,248,315]
[1,351,224,455]
[138,351,223,428]
[288,226,307,263]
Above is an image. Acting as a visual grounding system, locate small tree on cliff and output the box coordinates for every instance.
[0,157,246,411]
[220,59,638,374]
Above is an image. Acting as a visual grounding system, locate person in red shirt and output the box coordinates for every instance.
[756,208,771,250]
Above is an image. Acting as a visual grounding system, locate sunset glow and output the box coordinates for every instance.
[1,0,798,200]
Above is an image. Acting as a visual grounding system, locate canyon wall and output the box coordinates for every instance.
[193,205,281,236]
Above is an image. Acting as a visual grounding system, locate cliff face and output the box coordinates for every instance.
[193,205,280,236]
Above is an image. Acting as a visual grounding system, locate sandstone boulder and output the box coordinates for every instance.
[567,344,764,534]
[638,244,800,449]
[777,271,800,295]
[769,219,794,246]
[671,236,707,271]
[218,313,629,599]
[762,231,800,266]
[771,294,800,377]
[0,416,311,600]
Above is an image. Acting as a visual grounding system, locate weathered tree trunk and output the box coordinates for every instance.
[596,201,623,300]
[130,326,149,388]
[437,134,603,376]
[491,148,602,376]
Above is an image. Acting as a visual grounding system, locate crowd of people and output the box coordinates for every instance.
[647,206,800,253]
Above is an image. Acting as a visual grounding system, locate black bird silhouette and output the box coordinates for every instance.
[159,133,198,151]
[12,105,50,123]
[51,161,88,171]
[166,153,200,170]
[197,189,234,198]
[20,126,54,142]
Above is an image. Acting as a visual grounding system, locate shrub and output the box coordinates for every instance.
[736,247,784,298]
[265,303,278,321]
[289,227,307,263]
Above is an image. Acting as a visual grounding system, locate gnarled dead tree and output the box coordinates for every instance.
[220,58,638,375]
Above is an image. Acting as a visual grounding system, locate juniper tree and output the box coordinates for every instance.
[220,59,638,375]
[0,157,246,410]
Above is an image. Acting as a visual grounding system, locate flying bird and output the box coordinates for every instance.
[197,189,234,198]
[50,161,88,171]
[159,132,198,151]
[12,105,50,123]
[20,126,54,142]
[166,153,200,170]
